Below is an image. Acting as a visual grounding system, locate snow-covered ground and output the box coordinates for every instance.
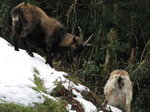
[0,37,122,112]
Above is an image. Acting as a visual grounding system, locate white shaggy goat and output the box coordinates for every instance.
[103,70,133,112]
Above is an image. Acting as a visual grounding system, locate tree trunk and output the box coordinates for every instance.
[103,28,118,73]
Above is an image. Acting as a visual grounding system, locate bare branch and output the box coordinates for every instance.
[83,34,94,46]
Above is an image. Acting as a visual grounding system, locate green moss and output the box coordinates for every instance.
[0,97,67,112]
[33,68,40,76]
[33,68,47,93]
[0,103,33,112]
[32,87,41,93]
[33,74,47,93]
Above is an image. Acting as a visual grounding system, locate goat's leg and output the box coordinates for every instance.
[45,47,53,67]
[102,87,113,107]
[125,102,131,112]
[21,38,34,57]
[11,22,21,51]
[46,53,53,67]
[12,36,19,51]
[45,45,53,67]
[12,29,19,51]
[45,34,56,67]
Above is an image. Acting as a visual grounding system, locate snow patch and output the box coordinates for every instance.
[0,37,122,112]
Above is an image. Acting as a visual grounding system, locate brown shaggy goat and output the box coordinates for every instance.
[102,70,133,112]
[10,2,92,67]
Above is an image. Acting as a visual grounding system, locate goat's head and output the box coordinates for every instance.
[70,26,93,58]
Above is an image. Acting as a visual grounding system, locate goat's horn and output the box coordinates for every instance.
[77,26,83,42]
[83,34,94,46]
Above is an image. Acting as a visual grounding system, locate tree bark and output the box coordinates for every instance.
[103,28,118,73]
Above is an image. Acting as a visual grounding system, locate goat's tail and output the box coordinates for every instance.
[11,7,24,22]
[11,7,22,15]
[11,7,24,35]
[117,76,124,89]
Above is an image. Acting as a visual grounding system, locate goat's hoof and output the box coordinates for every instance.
[30,54,34,57]
[15,48,19,51]
[28,52,34,57]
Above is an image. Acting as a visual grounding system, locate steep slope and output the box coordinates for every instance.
[0,37,122,112]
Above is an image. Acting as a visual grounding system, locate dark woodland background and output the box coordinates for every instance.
[0,0,150,112]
